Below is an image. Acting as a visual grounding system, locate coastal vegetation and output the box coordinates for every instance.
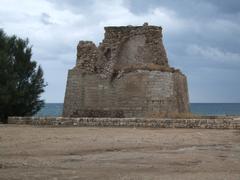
[0,30,46,123]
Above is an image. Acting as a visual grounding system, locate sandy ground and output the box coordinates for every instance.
[0,125,240,180]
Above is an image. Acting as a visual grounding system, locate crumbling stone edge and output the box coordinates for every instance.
[7,117,240,129]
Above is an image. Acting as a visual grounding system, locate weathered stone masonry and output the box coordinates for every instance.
[8,117,240,129]
[63,23,189,117]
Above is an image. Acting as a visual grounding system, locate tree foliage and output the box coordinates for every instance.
[0,29,47,123]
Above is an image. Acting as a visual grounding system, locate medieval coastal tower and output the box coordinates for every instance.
[63,23,189,117]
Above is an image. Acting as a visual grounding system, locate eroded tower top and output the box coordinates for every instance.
[76,23,171,77]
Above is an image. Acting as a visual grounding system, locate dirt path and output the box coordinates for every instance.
[0,125,240,180]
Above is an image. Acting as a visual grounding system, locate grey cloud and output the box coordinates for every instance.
[124,0,240,16]
[46,0,94,14]
[207,0,240,14]
[40,13,53,25]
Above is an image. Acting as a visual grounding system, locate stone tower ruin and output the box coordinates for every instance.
[63,23,189,117]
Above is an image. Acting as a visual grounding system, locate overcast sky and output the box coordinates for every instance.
[1,0,240,103]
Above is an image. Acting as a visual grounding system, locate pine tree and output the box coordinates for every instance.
[0,29,47,123]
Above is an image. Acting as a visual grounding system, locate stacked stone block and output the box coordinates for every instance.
[8,117,240,129]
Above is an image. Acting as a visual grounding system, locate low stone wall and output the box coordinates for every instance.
[8,117,240,129]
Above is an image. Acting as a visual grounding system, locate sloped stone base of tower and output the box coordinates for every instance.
[63,68,189,117]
